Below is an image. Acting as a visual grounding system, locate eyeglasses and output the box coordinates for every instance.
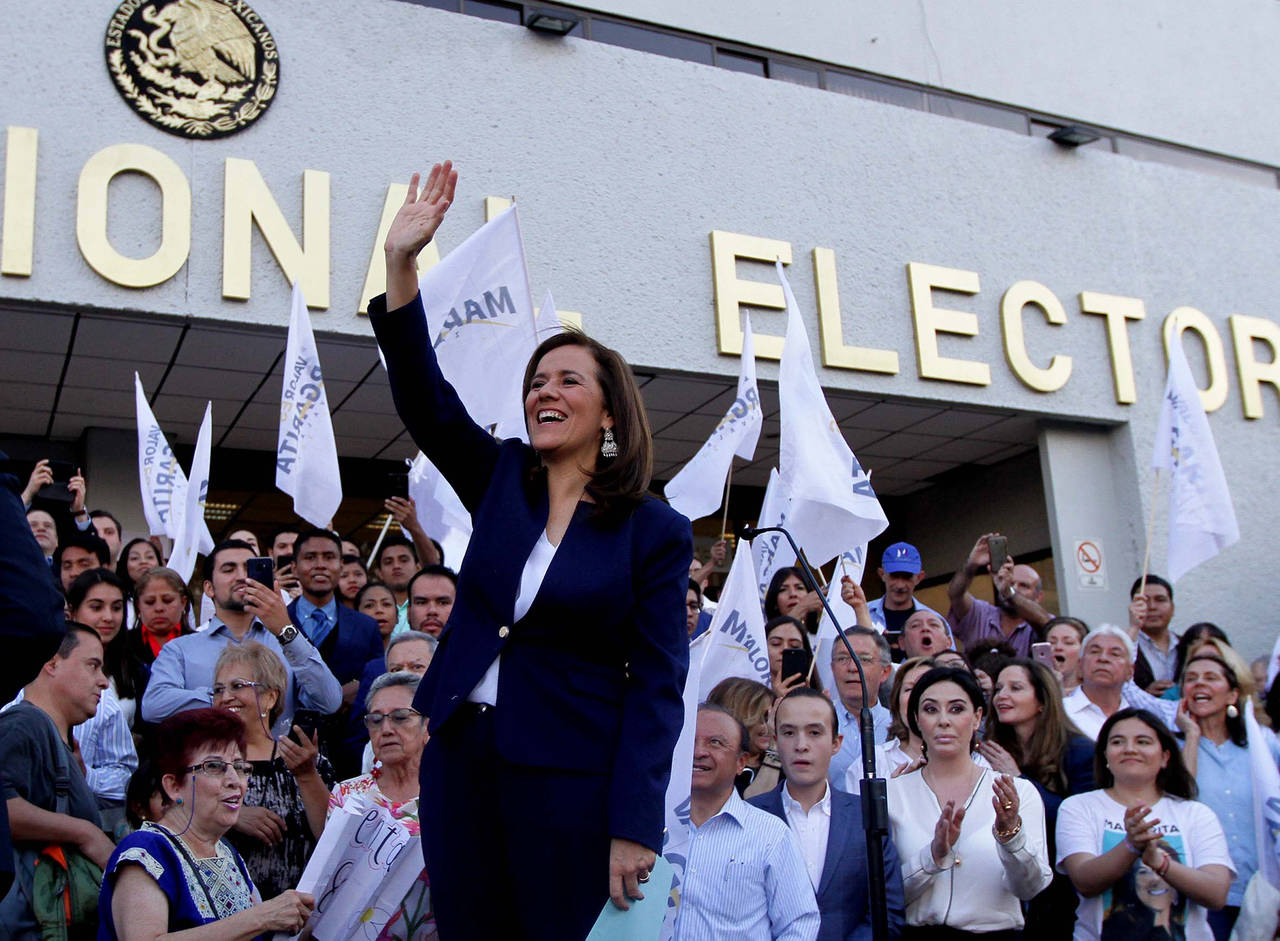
[210,679,261,699]
[363,708,422,729]
[185,758,254,779]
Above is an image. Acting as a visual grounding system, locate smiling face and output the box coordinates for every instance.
[71,582,125,645]
[1135,857,1177,913]
[902,611,949,658]
[1104,716,1168,788]
[126,540,162,582]
[407,574,455,637]
[168,739,248,835]
[213,662,277,735]
[1047,623,1084,681]
[525,344,612,464]
[775,695,841,788]
[27,510,57,555]
[993,665,1042,728]
[690,709,747,799]
[1182,657,1238,721]
[296,536,341,601]
[915,679,982,759]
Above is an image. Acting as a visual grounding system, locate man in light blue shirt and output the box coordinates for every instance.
[674,703,818,941]
[865,542,943,642]
[140,539,342,737]
[829,627,892,788]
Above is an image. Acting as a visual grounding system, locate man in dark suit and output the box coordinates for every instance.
[750,688,905,941]
[287,528,384,777]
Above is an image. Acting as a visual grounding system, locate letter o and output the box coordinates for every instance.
[1163,307,1228,413]
[77,144,191,288]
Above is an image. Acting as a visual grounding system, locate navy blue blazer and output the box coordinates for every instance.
[750,784,905,941]
[370,293,692,852]
[287,600,384,687]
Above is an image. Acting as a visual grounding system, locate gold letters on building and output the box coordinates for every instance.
[104,0,279,139]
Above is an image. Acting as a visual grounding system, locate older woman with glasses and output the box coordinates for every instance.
[326,671,433,940]
[212,642,334,900]
[98,707,314,939]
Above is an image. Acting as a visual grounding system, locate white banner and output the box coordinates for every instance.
[664,313,763,521]
[776,261,888,565]
[408,450,472,543]
[134,373,188,539]
[167,403,214,584]
[277,282,343,528]
[280,796,423,941]
[752,468,796,604]
[418,205,537,434]
[1151,321,1240,582]
[814,545,870,700]
[698,542,771,698]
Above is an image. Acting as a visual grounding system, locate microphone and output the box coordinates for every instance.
[738,520,891,941]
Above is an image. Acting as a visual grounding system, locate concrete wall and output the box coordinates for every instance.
[579,0,1280,165]
[2,1,1278,655]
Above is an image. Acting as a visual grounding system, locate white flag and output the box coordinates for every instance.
[814,546,870,700]
[1151,324,1239,582]
[664,314,763,521]
[752,468,796,604]
[408,451,472,541]
[418,205,537,431]
[697,542,772,698]
[658,632,707,941]
[776,261,888,564]
[277,282,343,528]
[168,403,214,583]
[134,373,188,539]
[1245,702,1280,889]
[535,287,565,343]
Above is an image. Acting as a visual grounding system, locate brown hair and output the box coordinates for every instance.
[990,659,1083,794]
[887,656,937,743]
[521,329,653,519]
[152,707,247,805]
[213,641,288,727]
[706,676,775,758]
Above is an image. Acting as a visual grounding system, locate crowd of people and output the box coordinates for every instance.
[1,158,1276,941]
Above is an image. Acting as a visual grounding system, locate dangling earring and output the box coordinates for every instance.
[600,428,618,459]
[1227,704,1239,719]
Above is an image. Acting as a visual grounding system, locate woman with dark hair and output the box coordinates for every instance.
[98,707,315,939]
[765,614,823,696]
[1160,624,1231,701]
[337,554,369,609]
[983,658,1096,940]
[370,161,691,939]
[116,537,163,626]
[357,581,400,649]
[888,666,1052,936]
[1058,708,1233,941]
[706,675,781,798]
[764,566,823,633]
[1176,647,1280,940]
[67,568,136,723]
[875,655,937,777]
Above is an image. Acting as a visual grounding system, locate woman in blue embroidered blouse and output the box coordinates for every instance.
[97,707,314,940]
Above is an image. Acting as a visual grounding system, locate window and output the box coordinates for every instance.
[590,20,713,64]
[826,72,925,110]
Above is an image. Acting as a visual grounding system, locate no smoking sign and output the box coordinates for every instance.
[1073,539,1106,589]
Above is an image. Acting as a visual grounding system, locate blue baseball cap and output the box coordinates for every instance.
[881,542,923,574]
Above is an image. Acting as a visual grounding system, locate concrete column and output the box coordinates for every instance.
[1037,423,1141,630]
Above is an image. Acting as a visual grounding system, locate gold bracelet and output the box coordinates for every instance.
[993,818,1022,843]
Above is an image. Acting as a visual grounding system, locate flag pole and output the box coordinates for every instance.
[807,638,822,684]
[1139,469,1160,596]
[367,515,393,569]
[719,463,735,538]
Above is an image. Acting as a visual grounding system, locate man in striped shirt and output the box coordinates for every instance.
[673,703,819,941]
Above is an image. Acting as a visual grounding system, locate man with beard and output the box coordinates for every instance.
[945,532,1052,659]
[140,540,342,736]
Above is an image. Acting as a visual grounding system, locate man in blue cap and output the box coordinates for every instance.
[866,542,944,657]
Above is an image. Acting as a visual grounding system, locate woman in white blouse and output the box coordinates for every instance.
[887,665,1052,939]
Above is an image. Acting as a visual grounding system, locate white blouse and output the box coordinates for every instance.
[887,765,1052,932]
[466,531,558,706]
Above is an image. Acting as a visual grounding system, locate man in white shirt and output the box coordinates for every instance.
[750,689,905,941]
[674,704,819,941]
[1064,626,1135,740]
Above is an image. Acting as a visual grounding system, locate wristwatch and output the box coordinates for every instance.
[277,625,300,646]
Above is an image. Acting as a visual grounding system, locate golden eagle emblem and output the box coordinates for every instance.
[104,0,279,139]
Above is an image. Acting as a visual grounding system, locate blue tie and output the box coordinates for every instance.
[306,608,333,648]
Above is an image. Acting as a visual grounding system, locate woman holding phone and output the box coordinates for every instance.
[370,161,691,941]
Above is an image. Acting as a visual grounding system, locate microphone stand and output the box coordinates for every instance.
[741,524,890,941]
